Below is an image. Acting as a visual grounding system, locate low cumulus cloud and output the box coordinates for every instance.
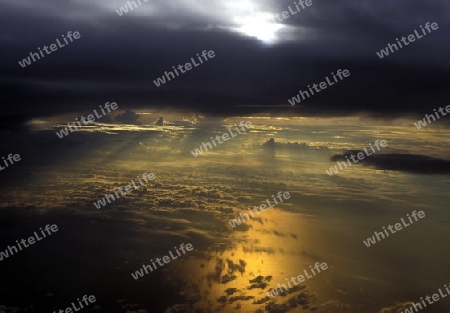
[114,110,141,125]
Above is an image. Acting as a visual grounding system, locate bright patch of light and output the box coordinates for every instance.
[224,0,283,43]
[235,13,283,43]
[234,13,283,44]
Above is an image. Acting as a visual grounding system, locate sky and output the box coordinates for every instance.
[2,0,450,129]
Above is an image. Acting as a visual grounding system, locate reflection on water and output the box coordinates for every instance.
[170,209,337,313]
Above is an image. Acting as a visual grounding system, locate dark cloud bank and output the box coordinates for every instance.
[2,0,450,127]
[331,152,450,174]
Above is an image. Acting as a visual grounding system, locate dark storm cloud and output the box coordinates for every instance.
[1,0,450,126]
[331,152,450,174]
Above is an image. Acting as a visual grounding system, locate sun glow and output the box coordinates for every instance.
[225,0,283,44]
[235,14,283,43]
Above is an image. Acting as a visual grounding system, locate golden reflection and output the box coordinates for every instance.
[177,209,328,312]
